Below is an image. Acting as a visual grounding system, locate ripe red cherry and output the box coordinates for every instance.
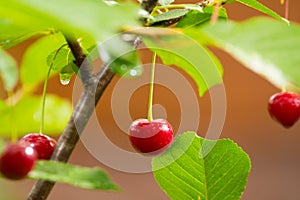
[0,143,37,180]
[19,133,57,160]
[129,119,173,154]
[268,91,300,128]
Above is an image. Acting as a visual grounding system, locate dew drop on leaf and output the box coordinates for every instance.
[59,73,71,86]
[60,79,70,85]
[129,69,138,77]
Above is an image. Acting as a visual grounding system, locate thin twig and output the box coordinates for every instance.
[27,37,115,200]
[284,0,289,20]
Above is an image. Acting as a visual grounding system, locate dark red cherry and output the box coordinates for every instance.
[19,133,57,160]
[129,119,173,154]
[0,143,37,180]
[268,92,300,128]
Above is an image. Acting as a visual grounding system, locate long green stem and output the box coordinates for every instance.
[148,52,156,122]
[39,65,52,134]
[8,90,17,142]
[40,44,68,134]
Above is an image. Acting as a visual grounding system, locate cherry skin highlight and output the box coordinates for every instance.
[268,91,300,128]
[0,143,37,180]
[129,119,173,154]
[19,133,57,160]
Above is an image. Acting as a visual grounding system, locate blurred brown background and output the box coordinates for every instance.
[1,0,300,199]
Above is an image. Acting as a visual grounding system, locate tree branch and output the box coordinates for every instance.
[141,0,158,13]
[27,37,115,200]
[65,36,93,85]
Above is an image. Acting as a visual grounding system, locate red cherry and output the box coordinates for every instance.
[19,133,57,160]
[268,92,300,128]
[129,119,173,154]
[0,143,37,180]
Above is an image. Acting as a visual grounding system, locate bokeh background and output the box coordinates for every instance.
[1,0,300,199]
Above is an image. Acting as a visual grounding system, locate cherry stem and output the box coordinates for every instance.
[210,2,221,24]
[285,0,289,20]
[40,63,51,134]
[148,52,157,122]
[40,44,68,134]
[8,90,17,142]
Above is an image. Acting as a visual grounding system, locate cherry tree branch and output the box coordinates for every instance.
[66,36,93,85]
[141,0,158,12]
[27,1,154,198]
[27,37,115,200]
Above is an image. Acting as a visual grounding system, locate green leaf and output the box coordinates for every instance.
[29,160,119,191]
[158,0,174,6]
[152,132,251,200]
[20,33,66,88]
[143,30,223,96]
[201,17,300,90]
[150,9,189,25]
[59,64,76,85]
[0,49,18,91]
[176,6,228,28]
[77,35,97,55]
[0,94,72,137]
[0,0,140,42]
[47,46,77,83]
[235,0,288,23]
[99,36,142,77]
[0,18,47,49]
[47,46,75,72]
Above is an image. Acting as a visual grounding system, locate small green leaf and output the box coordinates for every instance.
[47,46,77,83]
[29,160,119,191]
[99,36,142,77]
[201,17,300,90]
[176,6,228,28]
[0,49,18,91]
[0,94,72,137]
[150,9,189,25]
[20,33,66,88]
[152,132,251,200]
[59,64,76,85]
[47,46,75,72]
[158,0,174,6]
[235,0,288,23]
[143,30,223,96]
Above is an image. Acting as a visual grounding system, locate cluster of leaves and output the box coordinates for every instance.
[0,0,300,199]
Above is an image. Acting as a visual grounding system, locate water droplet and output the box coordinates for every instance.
[130,69,137,77]
[59,73,71,86]
[60,79,70,85]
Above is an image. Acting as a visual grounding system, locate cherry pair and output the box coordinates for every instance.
[0,133,56,180]
[268,91,300,128]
